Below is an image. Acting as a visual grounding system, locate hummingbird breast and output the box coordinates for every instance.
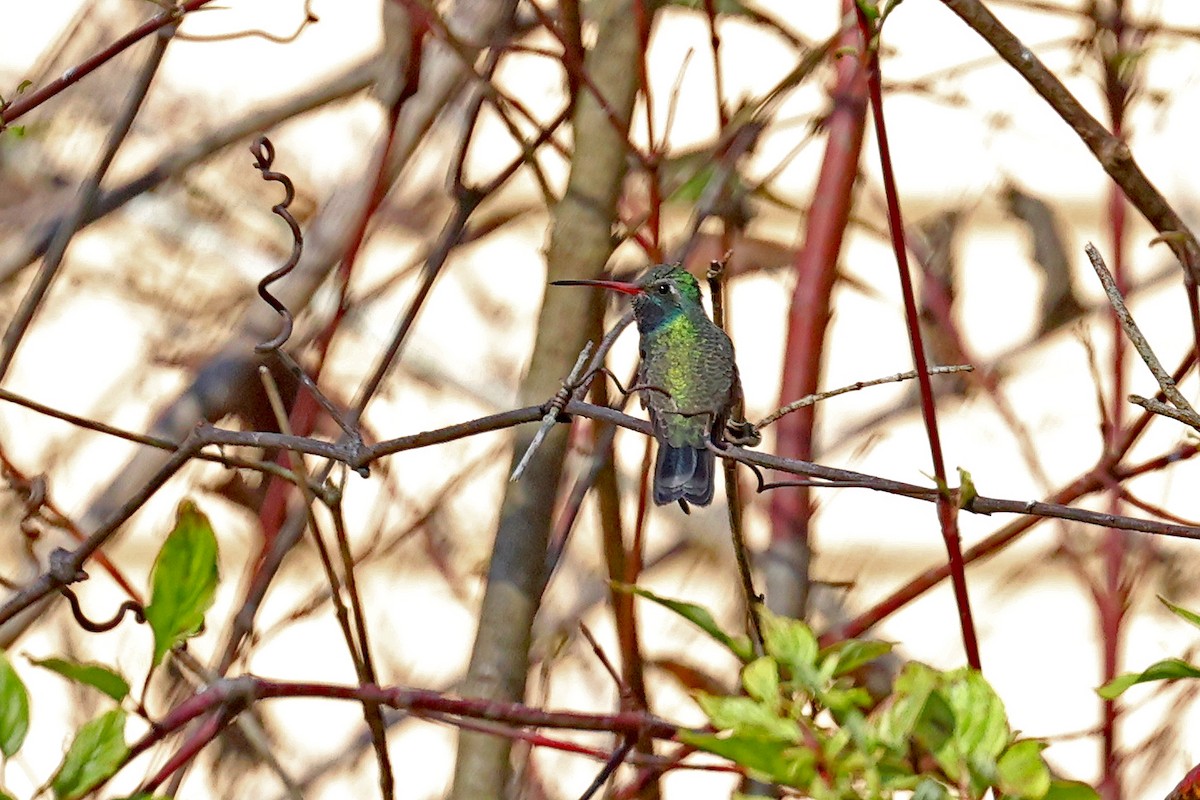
[638,312,735,448]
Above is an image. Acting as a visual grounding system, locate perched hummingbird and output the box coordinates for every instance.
[553,264,739,508]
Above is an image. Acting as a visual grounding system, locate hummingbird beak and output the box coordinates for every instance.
[550,278,643,296]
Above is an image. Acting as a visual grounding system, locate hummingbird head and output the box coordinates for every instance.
[551,264,703,332]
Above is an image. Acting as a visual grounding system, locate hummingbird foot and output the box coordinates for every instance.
[724,418,762,447]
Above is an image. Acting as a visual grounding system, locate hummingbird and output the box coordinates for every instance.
[552,264,739,508]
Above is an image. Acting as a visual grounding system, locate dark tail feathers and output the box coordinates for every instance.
[653,443,715,507]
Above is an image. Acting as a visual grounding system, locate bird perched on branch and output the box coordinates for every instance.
[553,264,740,509]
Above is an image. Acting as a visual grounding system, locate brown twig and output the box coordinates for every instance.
[756,365,975,430]
[1085,242,1200,429]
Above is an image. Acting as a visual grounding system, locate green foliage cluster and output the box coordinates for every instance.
[629,586,1097,800]
[0,500,218,800]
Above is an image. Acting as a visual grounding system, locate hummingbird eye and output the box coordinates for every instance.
[655,283,671,295]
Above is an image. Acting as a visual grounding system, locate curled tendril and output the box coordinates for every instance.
[250,135,302,354]
[60,586,145,633]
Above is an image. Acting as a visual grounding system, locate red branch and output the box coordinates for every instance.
[855,9,981,669]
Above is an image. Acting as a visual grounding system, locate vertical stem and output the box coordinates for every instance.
[1098,2,1134,796]
[856,8,981,669]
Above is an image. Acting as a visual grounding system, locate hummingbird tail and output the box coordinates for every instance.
[653,444,715,506]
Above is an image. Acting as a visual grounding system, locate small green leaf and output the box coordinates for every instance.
[941,668,1009,763]
[912,778,951,800]
[29,657,130,702]
[997,740,1051,799]
[16,80,31,95]
[957,467,986,512]
[914,690,957,775]
[822,684,874,716]
[695,694,800,741]
[619,584,754,661]
[875,662,939,749]
[51,708,128,800]
[0,649,30,757]
[742,657,780,707]
[820,638,894,677]
[681,731,815,787]
[760,607,818,675]
[144,500,220,667]
[1159,596,1200,631]
[1042,779,1101,800]
[1098,658,1200,699]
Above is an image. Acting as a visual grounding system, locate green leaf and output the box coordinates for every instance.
[914,689,957,774]
[695,694,800,741]
[1159,596,1200,631]
[957,467,984,512]
[619,584,754,661]
[742,657,780,707]
[874,662,938,749]
[822,685,874,716]
[144,500,220,667]
[51,709,128,800]
[1042,779,1101,800]
[997,740,1051,799]
[939,669,1009,766]
[820,638,894,677]
[760,607,818,675]
[1098,658,1200,699]
[0,649,29,757]
[30,657,130,702]
[912,778,951,800]
[681,731,813,785]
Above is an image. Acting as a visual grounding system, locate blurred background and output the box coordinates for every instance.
[3,0,1200,798]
